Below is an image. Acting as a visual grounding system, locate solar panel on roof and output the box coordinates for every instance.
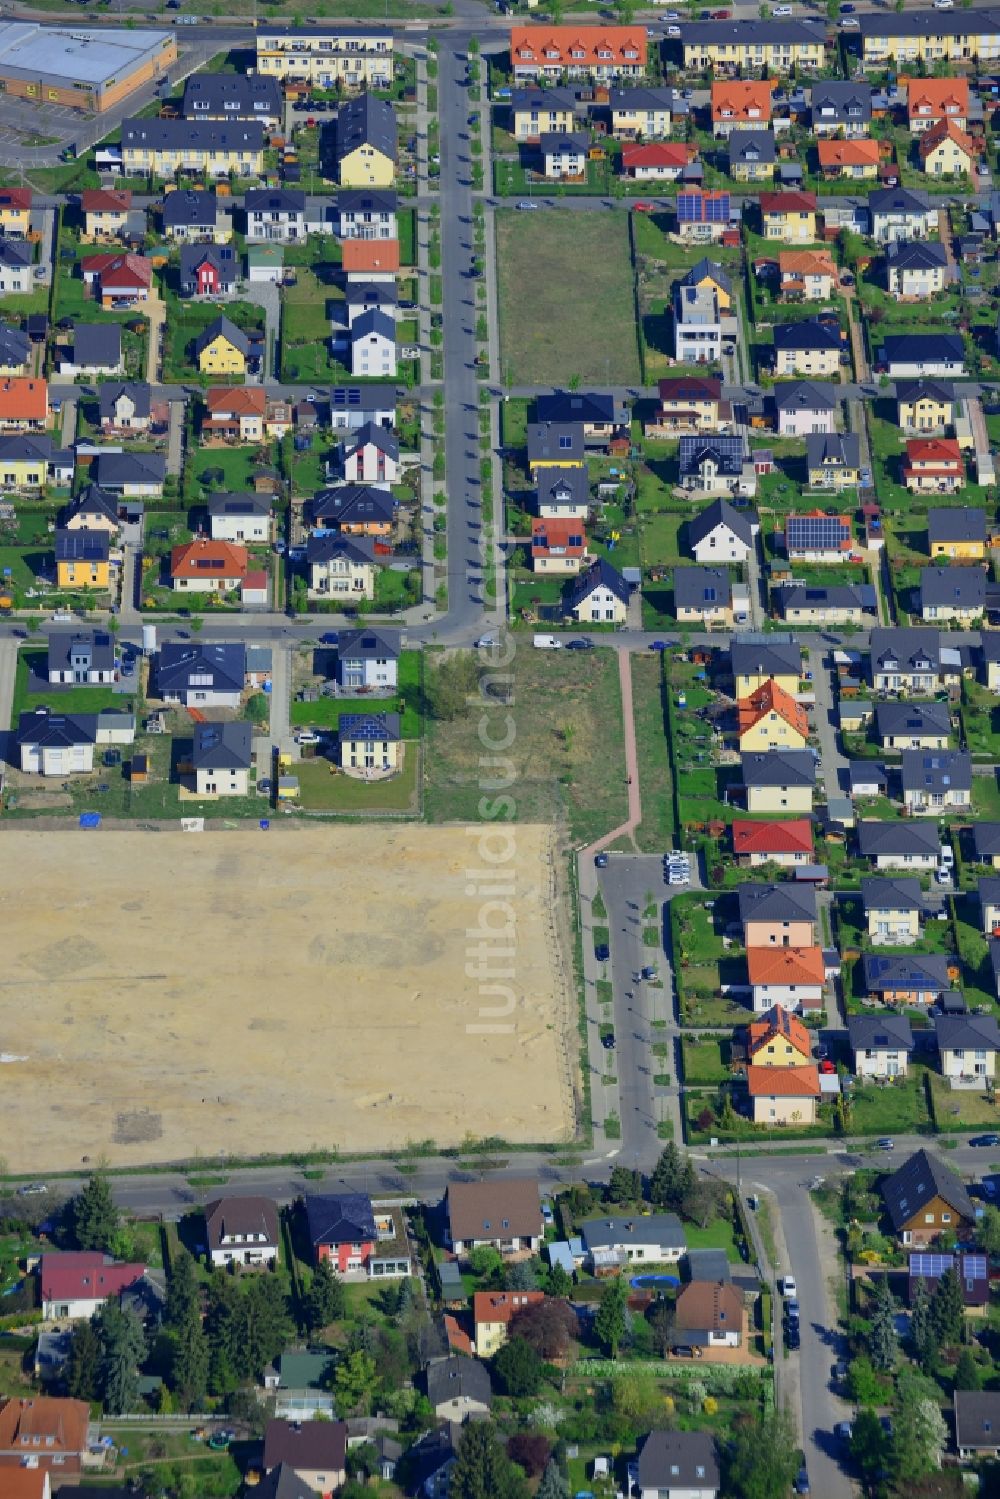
[787,515,849,548]
[910,1253,953,1277]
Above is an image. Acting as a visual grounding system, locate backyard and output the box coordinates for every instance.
[496,209,641,386]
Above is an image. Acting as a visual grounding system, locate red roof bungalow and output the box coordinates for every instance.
[620,142,692,180]
[39,1252,145,1320]
[903,437,964,494]
[170,537,248,592]
[732,818,814,867]
[81,252,152,308]
[531,516,588,574]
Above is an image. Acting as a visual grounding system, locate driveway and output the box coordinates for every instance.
[254,280,281,382]
[0,635,17,768]
[808,643,847,803]
[165,400,185,478]
[145,288,166,385]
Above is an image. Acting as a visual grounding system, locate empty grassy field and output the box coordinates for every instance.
[0,827,577,1172]
[496,210,641,386]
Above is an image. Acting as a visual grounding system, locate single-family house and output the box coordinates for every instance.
[82,187,134,242]
[93,450,164,498]
[340,238,399,281]
[863,952,953,1007]
[773,379,837,437]
[673,280,723,365]
[863,876,923,944]
[445,1179,543,1257]
[328,384,396,432]
[0,1397,90,1479]
[848,1014,915,1079]
[785,510,853,561]
[426,1358,492,1423]
[927,507,986,560]
[0,434,68,491]
[337,189,397,241]
[63,491,118,544]
[875,699,952,751]
[982,878,1000,937]
[244,188,306,242]
[338,711,401,774]
[336,628,399,691]
[47,629,116,687]
[954,1392,1000,1461]
[203,385,265,443]
[778,583,876,624]
[179,244,237,299]
[345,281,398,330]
[511,86,581,143]
[194,315,251,376]
[161,188,228,244]
[306,534,377,601]
[207,492,272,545]
[204,1196,279,1268]
[869,628,948,692]
[39,1252,145,1322]
[974,824,1000,870]
[0,238,32,295]
[732,818,813,867]
[535,466,590,520]
[340,422,399,487]
[636,1430,719,1499]
[678,436,752,496]
[336,91,396,188]
[984,633,1000,692]
[738,881,817,947]
[817,137,880,180]
[154,642,246,709]
[710,79,772,137]
[532,517,587,575]
[772,318,842,379]
[262,1420,348,1496]
[304,1192,410,1279]
[900,749,972,814]
[857,819,941,870]
[897,379,954,433]
[812,81,872,136]
[746,1062,820,1123]
[170,537,248,594]
[886,240,949,299]
[654,375,728,434]
[676,186,732,244]
[0,187,31,238]
[905,76,969,132]
[190,719,252,798]
[741,748,816,813]
[737,678,809,751]
[779,249,837,301]
[880,333,966,380]
[727,130,776,182]
[17,705,135,777]
[527,422,586,472]
[55,528,111,591]
[565,556,629,624]
[747,946,825,1013]
[746,1005,812,1066]
[620,141,690,180]
[882,1148,976,1246]
[80,251,151,309]
[688,498,757,564]
[98,381,153,434]
[472,1290,546,1358]
[935,1013,1000,1087]
[674,1282,744,1348]
[579,1214,686,1272]
[0,322,30,376]
[59,322,122,377]
[674,565,733,628]
[311,484,395,537]
[919,117,976,176]
[918,566,985,623]
[540,130,589,179]
[535,390,627,442]
[610,85,677,141]
[350,307,396,379]
[805,431,860,491]
[869,186,938,244]
[903,437,964,494]
[758,191,817,244]
[731,637,801,697]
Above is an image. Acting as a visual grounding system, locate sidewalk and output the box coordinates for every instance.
[412,43,437,609]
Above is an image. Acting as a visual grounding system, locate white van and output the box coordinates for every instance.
[533,634,564,649]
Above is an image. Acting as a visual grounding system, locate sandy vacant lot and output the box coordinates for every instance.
[0,827,576,1173]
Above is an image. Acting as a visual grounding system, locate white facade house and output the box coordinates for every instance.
[579,1214,686,1271]
[849,1016,914,1079]
[350,309,397,377]
[205,1196,280,1268]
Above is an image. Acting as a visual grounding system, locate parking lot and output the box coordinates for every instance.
[0,94,81,156]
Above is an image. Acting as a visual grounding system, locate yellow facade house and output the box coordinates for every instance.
[861,17,1000,68]
[195,316,250,377]
[0,188,31,238]
[898,383,953,433]
[55,529,111,591]
[759,191,818,245]
[919,119,976,177]
[336,92,396,188]
[512,87,578,142]
[121,119,265,180]
[254,25,393,89]
[683,19,826,75]
[338,711,401,776]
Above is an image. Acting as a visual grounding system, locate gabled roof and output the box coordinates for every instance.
[732,818,813,857]
[447,1178,541,1243]
[746,1062,820,1097]
[98,381,151,420]
[312,483,396,526]
[857,819,941,858]
[0,1397,89,1459]
[0,377,48,421]
[39,1251,145,1304]
[786,510,852,553]
[780,249,836,278]
[688,497,755,551]
[70,323,121,370]
[183,72,282,120]
[307,533,377,567]
[746,945,824,987]
[748,1004,811,1058]
[244,188,306,214]
[861,876,923,913]
[812,81,873,121]
[93,450,165,488]
[532,516,587,557]
[510,23,647,69]
[535,464,589,509]
[65,483,119,528]
[870,626,942,671]
[527,420,585,465]
[579,1213,686,1251]
[161,188,219,227]
[206,385,266,417]
[206,491,271,519]
[954,1392,1000,1452]
[566,556,629,608]
[82,187,133,213]
[817,138,880,169]
[886,239,949,272]
[17,706,98,749]
[195,315,251,359]
[869,185,933,216]
[730,636,801,679]
[337,188,397,216]
[848,1013,915,1054]
[675,1280,743,1333]
[773,319,841,353]
[536,390,618,426]
[919,567,985,611]
[80,251,151,289]
[919,117,976,164]
[340,239,400,275]
[935,1013,1000,1053]
[336,627,400,662]
[905,76,970,119]
[862,951,952,994]
[881,1148,974,1231]
[256,1463,319,1499]
[337,90,397,163]
[351,307,396,345]
[472,1288,546,1325]
[927,507,986,544]
[679,435,746,480]
[738,880,816,927]
[426,1357,492,1411]
[759,190,817,215]
[905,436,962,468]
[263,1420,348,1475]
[881,332,964,366]
[47,628,115,675]
[875,699,952,739]
[156,641,245,695]
[805,431,860,469]
[740,749,816,788]
[737,678,809,739]
[974,823,1000,860]
[55,527,109,563]
[728,129,776,165]
[343,420,399,461]
[896,378,954,406]
[710,79,773,123]
[304,1191,376,1248]
[122,118,265,153]
[0,321,29,369]
[674,564,732,612]
[772,379,837,412]
[191,719,252,770]
[899,748,972,794]
[638,1431,720,1494]
[204,1196,279,1251]
[622,141,690,169]
[170,537,248,580]
[338,711,401,743]
[0,238,31,271]
[179,243,238,286]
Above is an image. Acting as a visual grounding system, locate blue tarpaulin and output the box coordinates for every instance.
[79,813,101,829]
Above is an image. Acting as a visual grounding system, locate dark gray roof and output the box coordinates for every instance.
[730,636,801,679]
[312,484,396,527]
[183,73,282,121]
[875,699,952,739]
[727,129,776,166]
[580,1213,686,1251]
[812,81,872,125]
[539,129,589,153]
[47,628,115,675]
[191,719,252,771]
[688,497,755,551]
[566,556,630,608]
[882,333,965,367]
[895,378,955,407]
[245,188,306,215]
[535,464,589,510]
[337,189,397,216]
[863,951,952,994]
[93,450,165,488]
[886,239,949,273]
[72,323,121,369]
[974,823,1000,860]
[781,584,875,614]
[98,381,151,420]
[673,565,732,611]
[179,243,238,289]
[65,483,119,528]
[307,533,377,567]
[918,566,985,612]
[345,420,398,461]
[927,508,987,545]
[156,641,245,696]
[870,627,942,673]
[535,390,619,426]
[609,85,679,111]
[681,15,825,45]
[345,281,398,310]
[740,749,816,787]
[527,421,585,465]
[861,876,923,913]
[869,185,933,216]
[935,1013,1000,1052]
[882,1148,974,1233]
[859,6,1000,38]
[772,379,838,412]
[263,1420,347,1476]
[737,881,816,927]
[55,527,109,563]
[0,321,30,368]
[0,433,55,464]
[329,384,397,415]
[638,1430,720,1493]
[304,1191,375,1247]
[337,627,400,662]
[685,1248,731,1284]
[121,118,265,153]
[900,749,972,794]
[206,491,271,519]
[161,189,219,229]
[339,711,401,743]
[255,1464,318,1499]
[204,1195,279,1251]
[805,431,860,469]
[0,237,31,271]
[17,706,98,748]
[981,876,1000,910]
[512,85,581,111]
[350,307,396,345]
[337,92,397,164]
[194,314,250,359]
[849,759,888,790]
[954,1391,1000,1453]
[857,819,940,858]
[426,1357,492,1412]
[774,319,842,354]
[848,1013,915,1054]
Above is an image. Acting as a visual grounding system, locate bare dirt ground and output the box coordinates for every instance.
[0,827,577,1173]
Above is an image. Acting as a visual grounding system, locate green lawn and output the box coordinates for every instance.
[496,209,641,385]
[683,1215,743,1263]
[928,1073,1000,1131]
[631,652,675,853]
[291,651,421,737]
[162,298,265,383]
[280,266,343,383]
[681,1035,730,1086]
[11,648,130,720]
[191,447,266,495]
[294,748,419,812]
[848,1068,933,1137]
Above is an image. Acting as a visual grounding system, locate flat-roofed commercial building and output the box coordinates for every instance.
[0,21,175,112]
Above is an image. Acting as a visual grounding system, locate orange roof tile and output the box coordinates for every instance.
[711,79,773,124]
[779,250,836,278]
[737,679,809,739]
[205,386,266,417]
[748,1004,812,1060]
[444,1313,475,1356]
[473,1290,546,1327]
[746,1062,820,1098]
[904,76,969,120]
[746,946,825,987]
[511,24,646,68]
[0,378,47,421]
[341,238,401,274]
[531,516,587,557]
[170,538,248,580]
[906,437,962,466]
[817,138,881,169]
[0,1397,89,1460]
[732,819,814,856]
[919,116,976,161]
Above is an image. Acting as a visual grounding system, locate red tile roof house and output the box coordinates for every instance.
[170,537,248,593]
[620,142,692,181]
[39,1252,146,1322]
[902,437,964,494]
[445,1179,543,1257]
[80,252,152,309]
[0,1397,92,1479]
[531,516,588,574]
[732,818,814,867]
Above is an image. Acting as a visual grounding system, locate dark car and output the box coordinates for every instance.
[649,640,669,651]
[876,1137,895,1151]
[595,852,609,868]
[595,944,610,961]
[971,1134,1000,1147]
[319,632,339,644]
[641,965,656,980]
[566,637,594,650]
[671,1345,700,1358]
[786,1325,800,1350]
[601,1032,616,1050]
[794,1468,810,1495]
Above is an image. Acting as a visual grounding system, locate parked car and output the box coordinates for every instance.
[17,1183,47,1196]
[971,1134,1000,1147]
[595,944,610,962]
[876,1137,894,1151]
[595,852,609,868]
[295,731,322,746]
[601,1032,616,1050]
[516,200,539,211]
[795,1468,810,1495]
[781,1275,797,1297]
[566,637,594,650]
